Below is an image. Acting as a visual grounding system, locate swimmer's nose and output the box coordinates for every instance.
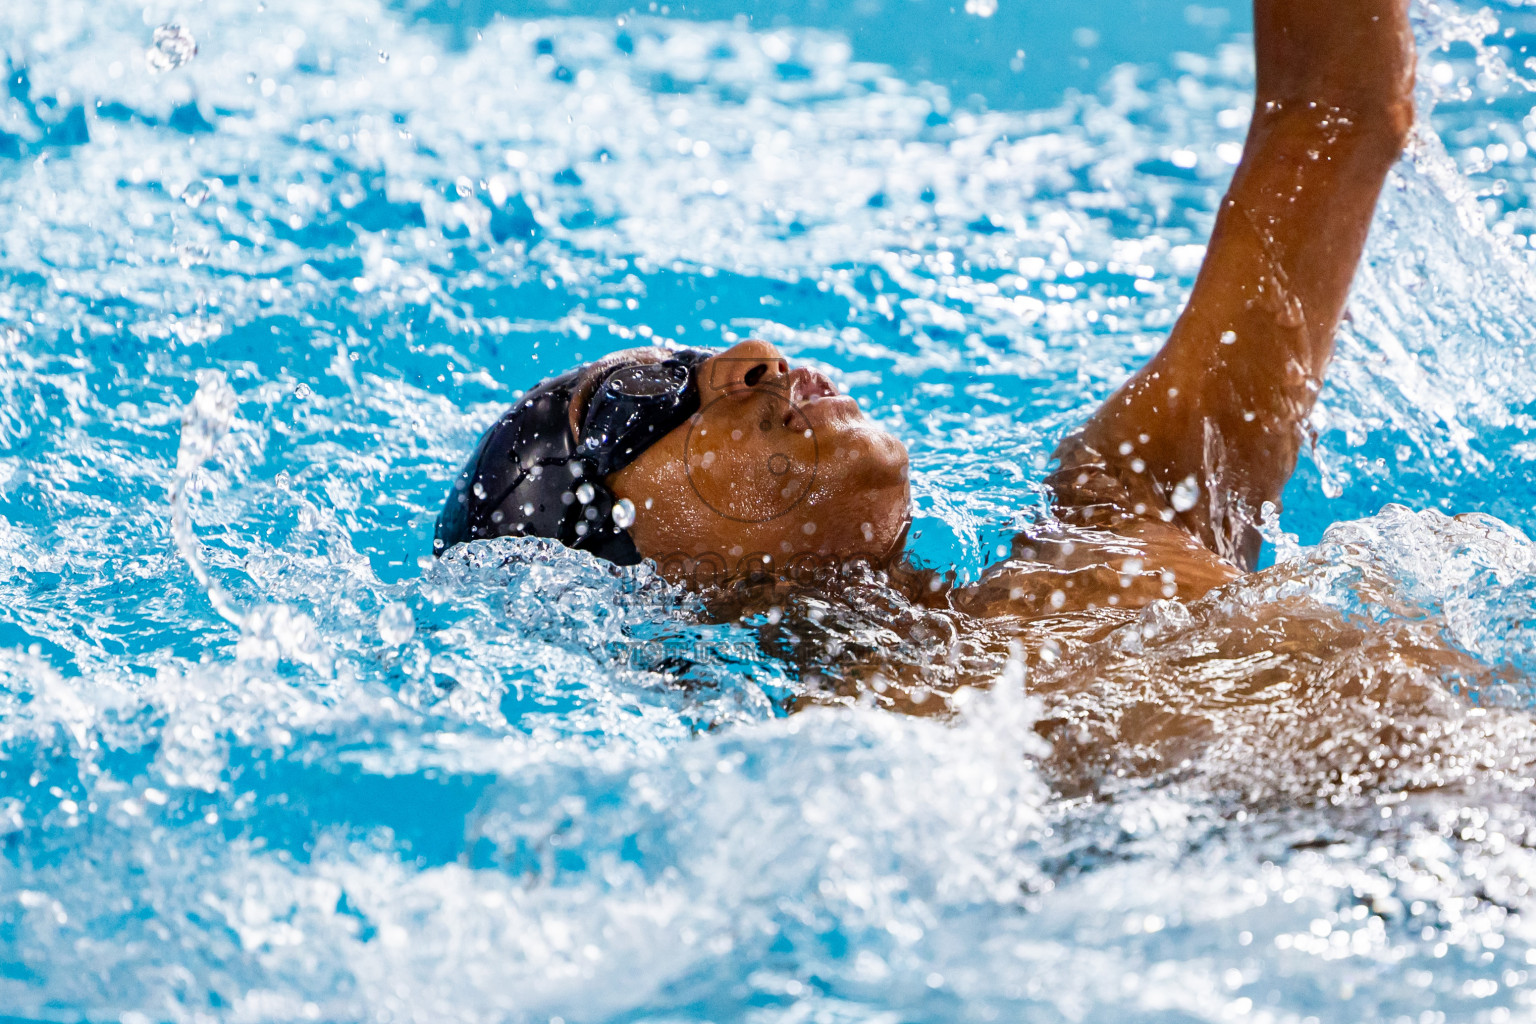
[700,339,790,399]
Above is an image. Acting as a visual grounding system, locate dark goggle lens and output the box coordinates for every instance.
[579,361,699,475]
[601,362,691,399]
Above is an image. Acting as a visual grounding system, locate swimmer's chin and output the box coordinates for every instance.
[827,422,910,491]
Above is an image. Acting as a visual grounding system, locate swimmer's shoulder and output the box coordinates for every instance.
[952,516,1241,620]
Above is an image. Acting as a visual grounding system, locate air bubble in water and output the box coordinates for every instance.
[378,602,415,646]
[964,0,998,16]
[293,382,313,399]
[146,25,198,73]
[1171,474,1200,512]
[611,498,636,528]
[378,50,390,63]
[576,482,596,504]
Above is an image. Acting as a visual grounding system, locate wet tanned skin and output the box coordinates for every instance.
[612,0,1415,619]
[605,0,1520,801]
[609,340,912,582]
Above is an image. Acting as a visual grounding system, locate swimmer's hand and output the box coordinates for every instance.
[1048,0,1414,571]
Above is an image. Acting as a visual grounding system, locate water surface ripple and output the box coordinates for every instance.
[4,0,1536,1020]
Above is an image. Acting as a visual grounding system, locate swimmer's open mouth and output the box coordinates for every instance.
[781,368,843,426]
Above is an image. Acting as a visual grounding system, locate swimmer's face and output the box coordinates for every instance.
[608,340,910,582]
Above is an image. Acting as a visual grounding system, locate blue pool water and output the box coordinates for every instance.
[7,0,1536,1020]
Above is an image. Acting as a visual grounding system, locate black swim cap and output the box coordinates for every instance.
[434,346,715,564]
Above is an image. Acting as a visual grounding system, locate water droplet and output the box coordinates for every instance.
[521,502,536,516]
[1219,330,1237,345]
[146,25,198,74]
[378,602,415,646]
[293,382,313,399]
[378,50,390,63]
[1258,500,1304,562]
[964,0,998,16]
[1171,474,1201,512]
[611,498,636,528]
[179,180,212,207]
[575,482,595,504]
[472,481,487,500]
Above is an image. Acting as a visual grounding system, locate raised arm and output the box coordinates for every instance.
[1048,0,1415,569]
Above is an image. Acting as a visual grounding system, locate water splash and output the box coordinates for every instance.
[170,369,336,677]
[169,369,241,626]
[1258,498,1305,563]
[0,0,1534,1019]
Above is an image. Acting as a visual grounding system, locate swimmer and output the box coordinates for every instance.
[440,0,1411,616]
[436,0,1483,795]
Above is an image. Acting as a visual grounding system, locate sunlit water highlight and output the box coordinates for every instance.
[5,0,1536,1020]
